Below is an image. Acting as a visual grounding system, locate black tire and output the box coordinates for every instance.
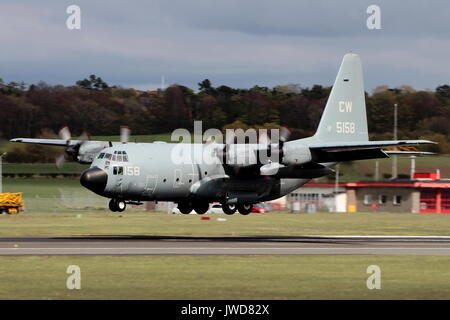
[178,202,192,214]
[193,202,209,215]
[109,199,118,212]
[222,203,237,215]
[237,204,253,215]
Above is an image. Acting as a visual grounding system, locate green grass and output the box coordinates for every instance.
[2,211,450,237]
[1,255,450,299]
[2,178,450,236]
[1,178,111,213]
[3,163,88,174]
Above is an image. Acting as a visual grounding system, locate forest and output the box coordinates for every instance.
[1,75,449,162]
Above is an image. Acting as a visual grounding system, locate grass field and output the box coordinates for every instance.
[2,176,450,300]
[2,211,450,236]
[1,255,450,299]
[1,178,111,213]
[2,177,450,236]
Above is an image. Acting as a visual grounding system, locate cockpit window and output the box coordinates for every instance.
[107,151,129,162]
[113,166,124,175]
[98,153,105,159]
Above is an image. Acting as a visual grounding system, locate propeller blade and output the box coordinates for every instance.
[120,126,130,144]
[279,126,291,143]
[258,131,271,145]
[55,154,66,169]
[79,131,90,143]
[58,126,71,141]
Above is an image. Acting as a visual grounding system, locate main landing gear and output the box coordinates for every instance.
[176,201,254,215]
[177,201,209,215]
[222,203,253,215]
[109,199,126,212]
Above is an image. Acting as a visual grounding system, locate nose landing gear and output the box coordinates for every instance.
[109,199,126,212]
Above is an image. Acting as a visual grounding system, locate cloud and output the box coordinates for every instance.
[0,0,448,91]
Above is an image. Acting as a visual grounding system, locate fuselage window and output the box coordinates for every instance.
[105,153,112,160]
[112,155,116,161]
[123,155,128,162]
[117,155,123,162]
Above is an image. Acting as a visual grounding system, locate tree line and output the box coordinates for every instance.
[1,75,449,162]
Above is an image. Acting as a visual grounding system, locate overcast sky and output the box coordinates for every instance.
[0,0,449,91]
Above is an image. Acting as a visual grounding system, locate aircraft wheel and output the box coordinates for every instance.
[237,204,253,215]
[222,203,237,215]
[109,199,118,212]
[178,202,192,214]
[193,202,209,215]
[116,200,126,212]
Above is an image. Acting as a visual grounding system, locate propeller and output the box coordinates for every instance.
[258,126,291,175]
[55,126,132,167]
[55,126,90,168]
[216,127,291,170]
[120,126,130,144]
[258,126,291,161]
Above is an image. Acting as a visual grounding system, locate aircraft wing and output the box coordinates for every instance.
[9,138,81,147]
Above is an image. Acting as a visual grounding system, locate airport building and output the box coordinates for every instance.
[287,172,450,214]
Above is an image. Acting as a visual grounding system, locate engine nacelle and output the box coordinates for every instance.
[76,141,111,164]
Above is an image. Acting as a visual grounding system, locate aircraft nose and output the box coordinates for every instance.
[80,167,108,194]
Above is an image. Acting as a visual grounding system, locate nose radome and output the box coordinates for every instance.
[80,167,108,194]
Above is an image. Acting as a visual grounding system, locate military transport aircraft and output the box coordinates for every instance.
[10,53,435,214]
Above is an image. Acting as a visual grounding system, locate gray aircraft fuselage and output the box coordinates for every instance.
[88,142,309,203]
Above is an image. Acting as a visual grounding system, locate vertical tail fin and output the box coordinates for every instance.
[314,53,368,142]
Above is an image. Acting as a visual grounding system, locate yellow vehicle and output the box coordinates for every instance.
[0,192,24,214]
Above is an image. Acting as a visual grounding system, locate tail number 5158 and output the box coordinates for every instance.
[336,122,355,134]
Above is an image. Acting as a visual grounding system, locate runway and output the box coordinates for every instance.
[2,235,450,256]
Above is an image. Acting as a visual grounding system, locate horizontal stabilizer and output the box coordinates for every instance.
[384,151,435,156]
[309,140,436,152]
